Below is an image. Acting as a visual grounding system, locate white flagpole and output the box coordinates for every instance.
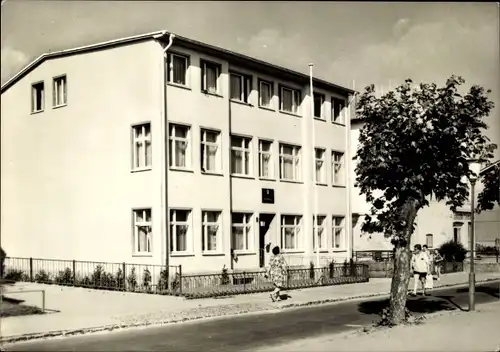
[309,64,320,268]
[346,80,355,260]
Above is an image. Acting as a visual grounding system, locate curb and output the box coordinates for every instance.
[1,277,499,345]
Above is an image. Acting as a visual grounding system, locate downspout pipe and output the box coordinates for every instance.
[158,32,175,286]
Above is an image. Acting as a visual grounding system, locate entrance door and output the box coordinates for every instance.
[259,213,275,268]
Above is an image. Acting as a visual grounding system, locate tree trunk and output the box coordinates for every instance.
[389,199,418,325]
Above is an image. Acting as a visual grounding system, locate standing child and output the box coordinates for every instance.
[433,249,444,280]
[265,246,288,302]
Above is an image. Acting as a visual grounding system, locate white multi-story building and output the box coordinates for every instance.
[1,31,356,274]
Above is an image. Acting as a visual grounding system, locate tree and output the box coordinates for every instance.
[477,162,500,212]
[354,76,497,325]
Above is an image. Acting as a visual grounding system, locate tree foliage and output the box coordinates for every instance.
[354,75,497,244]
[477,162,500,212]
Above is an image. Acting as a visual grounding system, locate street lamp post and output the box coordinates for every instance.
[467,159,481,312]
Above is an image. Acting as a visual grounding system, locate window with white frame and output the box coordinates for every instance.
[169,124,191,169]
[202,211,222,252]
[259,80,273,108]
[169,209,191,253]
[53,76,67,107]
[280,86,300,114]
[31,82,44,113]
[332,97,346,124]
[280,144,301,181]
[200,129,221,173]
[313,93,325,119]
[426,234,434,248]
[258,139,273,178]
[281,215,302,250]
[313,215,327,251]
[332,151,345,186]
[167,53,189,86]
[201,61,220,94]
[132,123,152,170]
[230,73,251,103]
[332,216,345,249]
[315,148,326,184]
[231,135,252,176]
[231,213,253,251]
[133,209,152,254]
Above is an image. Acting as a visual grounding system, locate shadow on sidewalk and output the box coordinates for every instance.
[455,285,500,299]
[357,296,456,316]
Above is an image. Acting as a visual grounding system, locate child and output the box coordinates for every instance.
[411,244,430,296]
[265,246,288,302]
[433,249,444,280]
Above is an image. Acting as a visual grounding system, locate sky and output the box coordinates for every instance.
[1,1,499,157]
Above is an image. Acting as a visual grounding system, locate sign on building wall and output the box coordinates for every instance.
[262,188,275,204]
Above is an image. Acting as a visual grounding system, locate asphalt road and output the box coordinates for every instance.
[5,281,500,352]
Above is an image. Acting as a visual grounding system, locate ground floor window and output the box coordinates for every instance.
[280,215,302,250]
[133,208,152,254]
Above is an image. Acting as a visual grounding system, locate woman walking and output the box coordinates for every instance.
[265,246,288,302]
[433,249,444,280]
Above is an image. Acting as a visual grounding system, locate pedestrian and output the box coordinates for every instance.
[423,244,434,284]
[433,249,444,280]
[265,246,288,302]
[410,244,430,296]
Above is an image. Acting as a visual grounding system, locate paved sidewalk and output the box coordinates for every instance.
[1,272,499,344]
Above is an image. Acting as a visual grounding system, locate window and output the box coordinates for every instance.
[200,129,221,173]
[332,151,345,186]
[280,144,301,181]
[453,222,462,243]
[31,82,44,113]
[259,80,273,108]
[281,215,302,250]
[132,123,152,170]
[232,213,253,251]
[201,61,220,94]
[426,234,434,248]
[53,76,67,107]
[313,215,327,251]
[133,209,152,254]
[332,98,346,124]
[280,86,300,114]
[259,140,273,178]
[231,135,252,176]
[230,73,251,103]
[313,93,325,119]
[202,211,221,252]
[169,209,191,253]
[332,216,345,249]
[169,124,191,169]
[167,53,188,86]
[315,148,326,184]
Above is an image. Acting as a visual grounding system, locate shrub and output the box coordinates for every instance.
[127,267,137,291]
[115,268,125,290]
[4,269,25,281]
[309,261,315,280]
[438,240,467,262]
[157,269,168,291]
[78,276,92,287]
[171,272,181,292]
[34,270,50,283]
[329,260,335,278]
[221,265,230,285]
[142,268,152,292]
[54,268,73,285]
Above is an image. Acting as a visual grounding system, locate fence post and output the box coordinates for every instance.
[29,257,33,282]
[72,260,76,286]
[122,262,126,291]
[243,272,246,292]
[41,290,45,313]
[178,265,183,295]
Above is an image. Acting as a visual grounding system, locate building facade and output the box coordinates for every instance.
[1,31,355,274]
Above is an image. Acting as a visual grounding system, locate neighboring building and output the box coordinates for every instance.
[0,31,355,274]
[349,119,473,252]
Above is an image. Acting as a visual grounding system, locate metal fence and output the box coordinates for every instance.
[354,250,394,262]
[2,257,369,299]
[3,257,182,295]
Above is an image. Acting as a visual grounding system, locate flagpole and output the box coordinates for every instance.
[309,64,320,268]
[347,79,355,260]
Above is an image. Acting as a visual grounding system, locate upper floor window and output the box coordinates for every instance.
[258,139,273,179]
[426,233,434,248]
[313,93,325,119]
[132,123,152,170]
[280,86,300,114]
[231,135,252,176]
[230,73,251,103]
[31,82,44,113]
[201,129,222,173]
[259,80,273,108]
[315,148,326,184]
[332,97,346,124]
[280,144,301,181]
[53,76,67,107]
[332,151,345,186]
[133,208,152,254]
[201,60,221,95]
[167,53,189,86]
[169,123,191,169]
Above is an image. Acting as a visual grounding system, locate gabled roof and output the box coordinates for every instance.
[1,30,356,96]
